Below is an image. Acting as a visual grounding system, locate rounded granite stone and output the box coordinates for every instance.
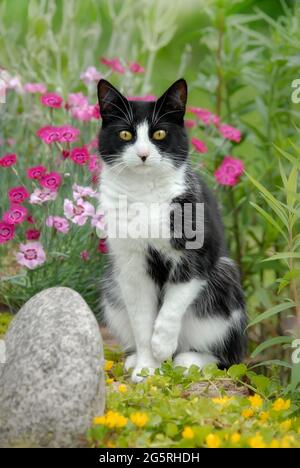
[0,287,105,448]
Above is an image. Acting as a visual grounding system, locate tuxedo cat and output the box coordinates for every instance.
[97,78,247,382]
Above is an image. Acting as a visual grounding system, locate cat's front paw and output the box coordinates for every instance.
[151,323,178,362]
[131,361,160,383]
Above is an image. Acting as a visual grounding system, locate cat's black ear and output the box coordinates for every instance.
[97,79,130,122]
[156,79,187,119]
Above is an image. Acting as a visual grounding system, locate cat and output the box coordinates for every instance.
[97,78,247,383]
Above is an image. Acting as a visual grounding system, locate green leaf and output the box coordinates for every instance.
[248,374,271,393]
[262,252,300,262]
[250,360,293,369]
[248,301,294,327]
[227,363,247,379]
[247,172,288,226]
[251,336,294,358]
[250,202,286,239]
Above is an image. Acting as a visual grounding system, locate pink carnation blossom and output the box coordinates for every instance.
[98,239,108,254]
[80,66,102,85]
[92,210,106,231]
[59,126,80,143]
[92,104,101,120]
[129,62,145,74]
[191,137,208,154]
[100,57,125,74]
[16,242,46,270]
[62,150,70,160]
[3,204,28,225]
[0,221,15,244]
[27,165,47,180]
[219,124,242,143]
[91,174,99,185]
[214,156,244,186]
[185,119,196,129]
[26,215,35,224]
[73,184,97,201]
[8,186,30,204]
[0,153,17,167]
[88,138,99,149]
[80,250,90,262]
[46,216,70,234]
[40,172,62,191]
[67,92,89,108]
[70,105,95,122]
[70,146,90,166]
[7,138,15,147]
[30,188,58,205]
[188,107,220,126]
[64,198,95,226]
[26,229,41,241]
[88,155,102,174]
[41,92,63,109]
[128,95,156,102]
[36,126,62,144]
[24,83,47,94]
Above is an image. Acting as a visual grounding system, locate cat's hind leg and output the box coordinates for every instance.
[124,353,137,371]
[174,352,218,370]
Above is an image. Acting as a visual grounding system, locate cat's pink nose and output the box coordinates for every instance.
[137,150,150,162]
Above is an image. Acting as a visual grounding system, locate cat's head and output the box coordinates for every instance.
[97,79,188,173]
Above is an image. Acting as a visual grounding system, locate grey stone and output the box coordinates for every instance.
[0,287,105,448]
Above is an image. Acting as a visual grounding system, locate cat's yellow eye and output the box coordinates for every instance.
[152,129,167,141]
[119,130,133,141]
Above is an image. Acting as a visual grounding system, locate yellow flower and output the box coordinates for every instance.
[272,398,291,412]
[212,396,234,406]
[118,384,127,393]
[206,433,221,448]
[269,439,280,448]
[106,378,114,384]
[242,408,254,419]
[248,432,266,449]
[248,394,263,409]
[107,441,116,448]
[280,419,292,432]
[297,427,300,434]
[93,415,106,425]
[280,435,294,448]
[105,410,128,428]
[182,426,194,440]
[259,411,269,422]
[231,433,241,444]
[104,360,114,372]
[130,412,149,428]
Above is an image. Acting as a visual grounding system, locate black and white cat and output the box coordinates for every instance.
[97,78,247,383]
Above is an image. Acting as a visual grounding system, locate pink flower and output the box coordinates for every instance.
[92,211,106,231]
[27,165,47,180]
[80,67,102,85]
[188,107,220,126]
[36,126,62,144]
[59,126,80,143]
[214,156,245,186]
[3,205,28,225]
[185,119,196,129]
[27,215,35,224]
[72,184,97,200]
[16,242,46,270]
[92,104,101,120]
[26,229,41,240]
[88,138,99,149]
[24,83,47,94]
[128,95,156,102]
[41,92,63,109]
[8,186,30,204]
[88,155,102,174]
[62,150,70,160]
[129,62,145,74]
[40,172,62,191]
[7,138,15,147]
[191,137,208,154]
[67,92,89,108]
[70,146,90,166]
[46,216,70,234]
[0,153,17,167]
[64,198,95,226]
[70,105,95,122]
[30,188,57,205]
[98,239,108,254]
[219,124,242,143]
[100,57,125,74]
[80,250,90,262]
[0,221,15,244]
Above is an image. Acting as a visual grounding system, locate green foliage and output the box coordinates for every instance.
[0,312,13,337]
